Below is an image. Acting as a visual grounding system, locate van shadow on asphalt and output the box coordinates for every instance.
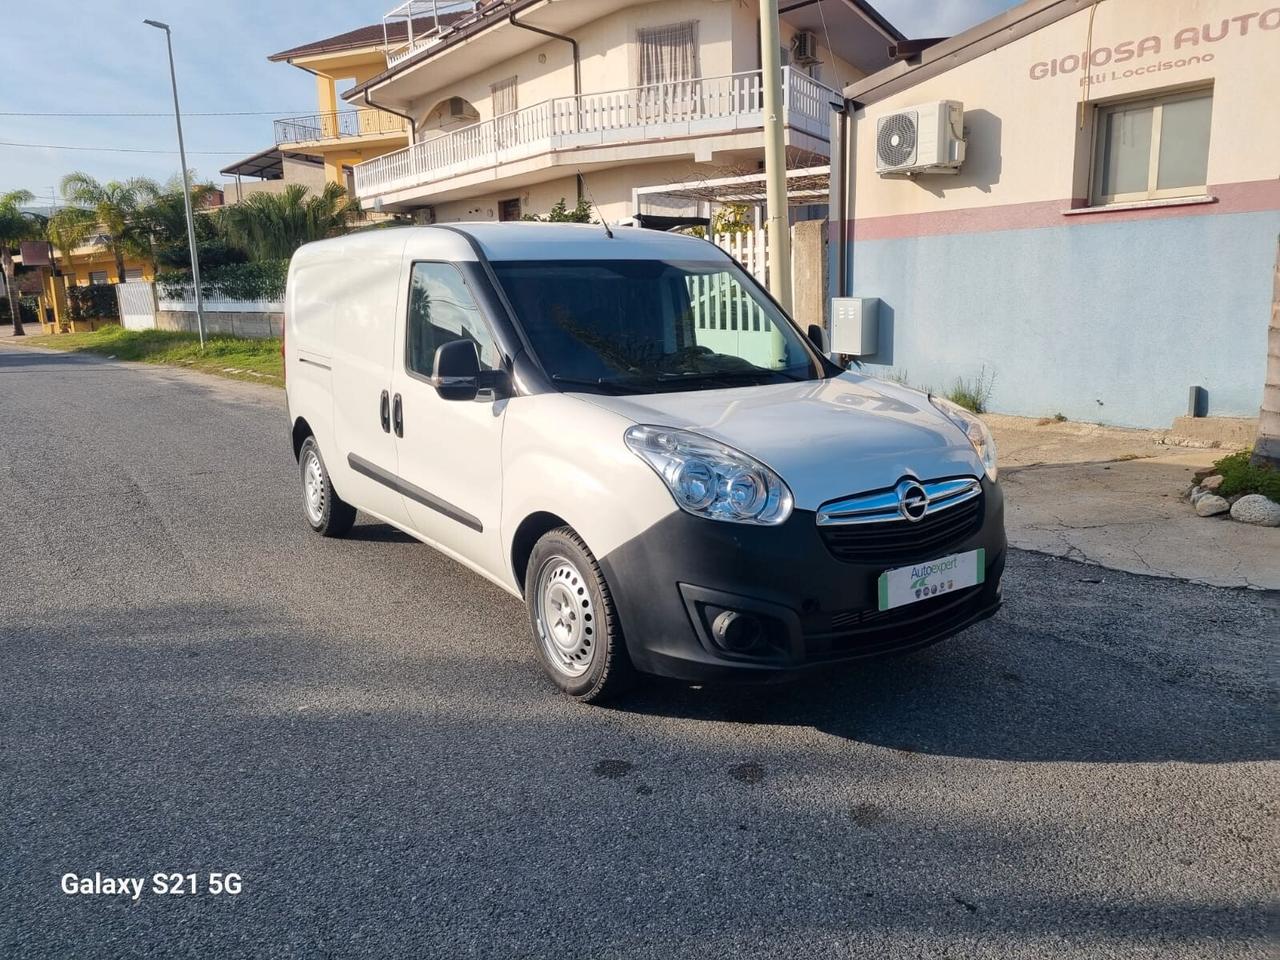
[612,550,1277,765]
[5,593,1272,954]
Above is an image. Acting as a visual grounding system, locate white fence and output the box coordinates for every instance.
[156,283,283,313]
[115,281,157,331]
[685,227,782,367]
[354,67,839,200]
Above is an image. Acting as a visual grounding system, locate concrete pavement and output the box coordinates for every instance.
[1,343,1276,959]
[988,414,1278,590]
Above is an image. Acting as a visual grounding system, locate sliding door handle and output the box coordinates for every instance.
[392,393,403,438]
[380,391,391,433]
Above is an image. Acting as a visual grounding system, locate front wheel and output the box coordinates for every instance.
[298,436,356,537]
[525,527,634,703]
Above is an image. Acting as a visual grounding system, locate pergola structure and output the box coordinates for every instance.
[634,166,830,212]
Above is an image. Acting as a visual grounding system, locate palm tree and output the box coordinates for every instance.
[58,173,160,282]
[0,189,42,336]
[219,182,357,262]
[132,175,220,271]
[45,206,97,280]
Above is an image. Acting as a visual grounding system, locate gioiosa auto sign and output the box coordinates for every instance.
[1030,7,1279,81]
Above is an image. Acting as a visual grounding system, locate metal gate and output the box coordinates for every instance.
[115,281,157,331]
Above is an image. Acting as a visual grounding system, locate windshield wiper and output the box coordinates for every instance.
[549,374,639,395]
[654,369,806,385]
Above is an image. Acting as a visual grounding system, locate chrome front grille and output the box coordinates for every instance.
[816,476,984,566]
[817,476,981,526]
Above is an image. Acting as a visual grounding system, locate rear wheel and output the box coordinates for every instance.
[299,436,356,538]
[526,527,634,703]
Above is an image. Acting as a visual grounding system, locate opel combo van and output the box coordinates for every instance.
[284,223,1005,701]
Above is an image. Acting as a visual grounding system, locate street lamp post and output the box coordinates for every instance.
[144,18,206,348]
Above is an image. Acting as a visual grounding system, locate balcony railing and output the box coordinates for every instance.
[274,109,408,146]
[353,68,839,200]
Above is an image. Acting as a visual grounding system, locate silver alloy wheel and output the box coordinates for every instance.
[303,451,325,525]
[533,555,595,678]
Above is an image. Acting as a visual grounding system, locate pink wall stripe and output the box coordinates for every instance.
[847,178,1280,241]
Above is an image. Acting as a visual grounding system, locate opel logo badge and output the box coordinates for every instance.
[896,479,929,522]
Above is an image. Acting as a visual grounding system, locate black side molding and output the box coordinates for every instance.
[347,453,483,533]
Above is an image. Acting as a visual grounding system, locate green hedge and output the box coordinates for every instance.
[66,284,120,321]
[0,296,40,324]
[157,259,288,302]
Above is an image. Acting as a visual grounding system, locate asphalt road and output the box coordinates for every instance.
[1,343,1276,959]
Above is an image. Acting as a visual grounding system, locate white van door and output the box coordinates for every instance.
[328,244,412,530]
[389,260,507,575]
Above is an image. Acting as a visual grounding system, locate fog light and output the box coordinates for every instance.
[711,610,764,652]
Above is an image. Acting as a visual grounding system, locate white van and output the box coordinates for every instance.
[285,223,1005,701]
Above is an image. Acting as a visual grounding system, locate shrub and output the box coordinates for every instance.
[0,296,39,324]
[522,197,594,223]
[155,238,248,271]
[1209,449,1280,501]
[157,259,288,302]
[946,365,995,414]
[66,284,119,321]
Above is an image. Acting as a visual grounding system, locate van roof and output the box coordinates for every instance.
[292,222,730,265]
[447,222,723,262]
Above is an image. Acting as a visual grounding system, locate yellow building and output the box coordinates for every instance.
[263,19,439,187]
[55,241,154,287]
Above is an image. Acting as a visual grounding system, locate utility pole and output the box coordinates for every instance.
[759,0,792,314]
[145,18,206,348]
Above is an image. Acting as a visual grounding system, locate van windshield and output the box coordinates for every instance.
[490,258,824,394]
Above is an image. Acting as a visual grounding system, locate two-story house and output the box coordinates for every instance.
[334,0,904,223]
[220,14,466,202]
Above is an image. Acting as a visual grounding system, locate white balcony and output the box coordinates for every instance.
[353,68,840,205]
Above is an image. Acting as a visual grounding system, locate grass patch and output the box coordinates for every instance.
[1209,448,1280,501]
[23,325,282,386]
[945,365,995,414]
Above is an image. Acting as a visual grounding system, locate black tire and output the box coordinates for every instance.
[298,436,356,538]
[525,527,635,703]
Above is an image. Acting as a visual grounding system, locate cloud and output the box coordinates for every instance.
[875,0,1021,37]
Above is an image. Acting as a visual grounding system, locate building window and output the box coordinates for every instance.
[89,271,108,285]
[124,268,144,281]
[492,77,518,148]
[498,198,522,222]
[637,21,700,87]
[1092,88,1212,205]
[491,76,518,117]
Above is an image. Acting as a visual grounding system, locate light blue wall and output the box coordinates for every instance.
[850,210,1280,429]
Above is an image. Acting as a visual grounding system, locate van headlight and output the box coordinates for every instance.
[930,396,998,481]
[624,425,793,525]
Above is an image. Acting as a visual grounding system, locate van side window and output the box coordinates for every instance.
[406,262,498,374]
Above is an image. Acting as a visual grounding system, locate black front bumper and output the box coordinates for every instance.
[597,479,1006,682]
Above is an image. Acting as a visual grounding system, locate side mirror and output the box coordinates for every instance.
[431,339,481,401]
[807,323,829,352]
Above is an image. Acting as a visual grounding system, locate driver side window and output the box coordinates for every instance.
[406,262,498,375]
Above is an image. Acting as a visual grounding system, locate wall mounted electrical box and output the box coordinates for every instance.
[830,297,879,356]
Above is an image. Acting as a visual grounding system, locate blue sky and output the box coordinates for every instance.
[0,0,1018,199]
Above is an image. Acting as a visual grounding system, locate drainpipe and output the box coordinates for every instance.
[507,11,580,98]
[829,99,851,298]
[508,9,582,201]
[363,88,417,143]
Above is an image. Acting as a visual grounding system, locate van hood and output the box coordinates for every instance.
[573,373,983,510]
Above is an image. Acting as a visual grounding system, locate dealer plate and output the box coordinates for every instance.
[877,548,985,612]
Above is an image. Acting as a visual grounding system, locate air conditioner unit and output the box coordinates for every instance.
[875,100,966,176]
[792,31,819,64]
